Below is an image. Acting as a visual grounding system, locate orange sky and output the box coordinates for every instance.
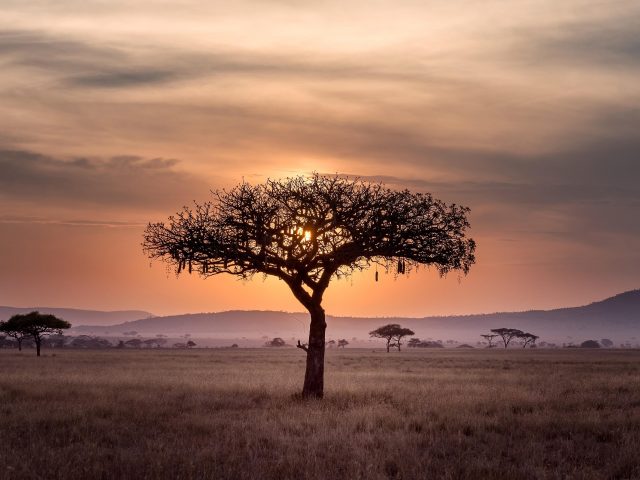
[0,0,639,316]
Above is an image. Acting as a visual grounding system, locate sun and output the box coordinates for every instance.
[296,226,313,242]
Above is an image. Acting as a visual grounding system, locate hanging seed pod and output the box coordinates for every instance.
[375,271,379,282]
[224,258,228,269]
[188,260,192,274]
[397,260,402,274]
[177,262,182,274]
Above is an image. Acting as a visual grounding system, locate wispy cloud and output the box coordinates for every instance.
[0,150,211,210]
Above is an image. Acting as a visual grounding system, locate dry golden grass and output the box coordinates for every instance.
[1,348,640,479]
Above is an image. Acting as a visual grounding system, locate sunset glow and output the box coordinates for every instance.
[0,0,638,316]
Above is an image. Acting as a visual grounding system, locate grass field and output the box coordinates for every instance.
[1,348,640,479]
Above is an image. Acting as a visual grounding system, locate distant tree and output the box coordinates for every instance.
[337,339,349,348]
[580,340,601,348]
[173,342,186,349]
[230,343,239,348]
[369,324,415,352]
[480,333,499,348]
[70,335,111,349]
[3,312,71,356]
[142,338,161,348]
[414,340,444,348]
[45,334,68,349]
[491,328,524,349]
[124,338,143,348]
[143,174,475,398]
[186,340,197,348]
[457,344,474,348]
[266,337,286,347]
[408,338,422,348]
[600,338,613,348]
[0,317,30,351]
[517,332,539,348]
[326,340,336,348]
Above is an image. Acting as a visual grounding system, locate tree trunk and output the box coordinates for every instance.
[386,339,390,353]
[302,305,326,399]
[36,338,41,357]
[17,338,22,351]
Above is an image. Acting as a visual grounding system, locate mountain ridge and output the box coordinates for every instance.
[67,289,640,343]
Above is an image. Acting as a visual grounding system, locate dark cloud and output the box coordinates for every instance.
[510,16,640,68]
[330,129,640,242]
[70,70,178,88]
[0,150,211,211]
[0,29,457,90]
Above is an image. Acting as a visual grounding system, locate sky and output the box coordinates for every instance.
[0,0,639,317]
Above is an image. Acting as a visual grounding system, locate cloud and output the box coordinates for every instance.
[511,15,640,68]
[0,29,461,91]
[0,150,212,211]
[0,214,145,228]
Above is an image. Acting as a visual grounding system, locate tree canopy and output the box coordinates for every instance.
[1,311,71,356]
[370,324,416,352]
[143,174,475,398]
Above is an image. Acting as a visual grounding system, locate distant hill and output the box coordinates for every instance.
[71,290,640,344]
[0,307,154,326]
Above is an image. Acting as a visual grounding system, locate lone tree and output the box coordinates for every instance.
[491,328,523,349]
[370,324,416,352]
[0,317,30,351]
[143,174,475,398]
[337,339,349,348]
[266,337,286,347]
[4,311,71,356]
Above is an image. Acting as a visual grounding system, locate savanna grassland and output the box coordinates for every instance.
[1,348,640,480]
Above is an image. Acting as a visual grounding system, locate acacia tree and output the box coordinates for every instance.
[143,174,475,398]
[8,312,71,356]
[0,317,30,351]
[517,332,539,348]
[491,328,523,349]
[337,339,349,348]
[369,324,416,352]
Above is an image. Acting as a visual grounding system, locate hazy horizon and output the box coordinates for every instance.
[3,287,638,320]
[1,0,639,316]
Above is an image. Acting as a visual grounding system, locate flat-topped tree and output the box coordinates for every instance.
[491,328,523,349]
[370,324,416,352]
[143,174,475,398]
[4,311,71,356]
